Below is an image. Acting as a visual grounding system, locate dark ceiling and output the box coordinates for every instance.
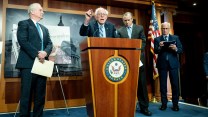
[55,0,206,13]
[177,0,206,13]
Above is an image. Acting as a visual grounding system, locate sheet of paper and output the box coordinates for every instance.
[31,57,54,77]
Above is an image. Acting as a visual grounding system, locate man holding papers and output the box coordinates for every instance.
[154,22,183,112]
[16,3,53,117]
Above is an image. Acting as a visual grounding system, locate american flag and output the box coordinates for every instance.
[148,2,160,80]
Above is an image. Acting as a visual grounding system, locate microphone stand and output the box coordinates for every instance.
[13,100,20,117]
[13,65,70,117]
[93,28,99,37]
[55,65,70,115]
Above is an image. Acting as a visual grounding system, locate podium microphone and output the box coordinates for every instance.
[55,65,60,77]
[55,65,70,115]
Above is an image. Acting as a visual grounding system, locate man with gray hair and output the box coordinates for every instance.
[154,22,183,111]
[16,3,53,117]
[79,7,116,37]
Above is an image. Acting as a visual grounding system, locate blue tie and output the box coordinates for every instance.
[36,23,43,50]
[164,36,169,60]
[99,25,104,37]
[127,27,132,39]
[165,36,168,41]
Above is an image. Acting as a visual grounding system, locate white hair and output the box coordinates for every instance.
[28,3,41,14]
[161,22,171,28]
[94,7,108,16]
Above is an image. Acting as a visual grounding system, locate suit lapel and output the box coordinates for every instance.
[160,36,165,41]
[104,23,109,37]
[122,27,129,38]
[169,35,174,41]
[28,19,38,34]
[28,19,42,40]
[93,22,99,37]
[131,24,136,38]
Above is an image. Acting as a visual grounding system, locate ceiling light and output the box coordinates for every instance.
[193,2,197,6]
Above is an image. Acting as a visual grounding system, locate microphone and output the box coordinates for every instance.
[93,28,99,37]
[55,65,59,75]
[114,30,118,38]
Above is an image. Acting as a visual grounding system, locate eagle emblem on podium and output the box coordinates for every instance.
[103,56,129,83]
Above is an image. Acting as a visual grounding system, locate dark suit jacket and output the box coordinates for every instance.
[79,20,116,37]
[16,19,53,69]
[154,34,183,69]
[116,24,146,63]
[204,52,208,76]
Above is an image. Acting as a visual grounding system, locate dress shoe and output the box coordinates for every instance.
[140,109,152,116]
[172,105,179,111]
[159,104,167,110]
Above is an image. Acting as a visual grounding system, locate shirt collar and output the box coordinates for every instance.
[98,23,104,28]
[127,24,133,29]
[163,34,169,38]
[31,18,38,26]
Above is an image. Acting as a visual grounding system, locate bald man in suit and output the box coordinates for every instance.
[116,12,152,116]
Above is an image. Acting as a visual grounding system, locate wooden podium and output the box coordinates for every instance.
[80,37,142,117]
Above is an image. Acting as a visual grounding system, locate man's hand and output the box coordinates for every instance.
[159,41,165,47]
[169,44,177,51]
[84,9,93,25]
[39,58,45,63]
[38,51,47,63]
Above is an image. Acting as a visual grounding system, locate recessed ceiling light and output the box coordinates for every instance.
[193,2,197,6]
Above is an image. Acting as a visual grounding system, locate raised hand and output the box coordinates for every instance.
[84,9,93,25]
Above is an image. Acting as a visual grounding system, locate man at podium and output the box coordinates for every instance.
[79,7,116,38]
[116,12,152,116]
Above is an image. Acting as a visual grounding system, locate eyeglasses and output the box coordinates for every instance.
[97,13,107,16]
[162,28,169,30]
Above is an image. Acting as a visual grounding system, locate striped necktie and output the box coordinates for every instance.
[99,25,104,37]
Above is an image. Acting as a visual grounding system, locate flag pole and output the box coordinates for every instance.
[148,0,159,103]
[151,79,158,103]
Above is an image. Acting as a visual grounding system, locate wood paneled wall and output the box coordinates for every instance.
[1,0,192,113]
[0,0,152,112]
[0,0,2,41]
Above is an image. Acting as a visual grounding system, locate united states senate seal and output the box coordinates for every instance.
[103,56,129,83]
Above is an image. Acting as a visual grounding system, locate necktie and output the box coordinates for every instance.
[127,27,132,39]
[36,23,43,50]
[165,36,168,41]
[164,35,169,60]
[99,25,104,37]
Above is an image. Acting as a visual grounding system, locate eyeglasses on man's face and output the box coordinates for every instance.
[97,13,107,16]
[162,28,169,30]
